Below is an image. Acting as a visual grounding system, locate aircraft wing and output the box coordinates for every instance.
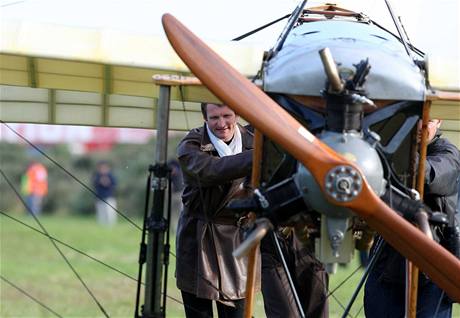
[0,20,264,130]
[0,19,458,148]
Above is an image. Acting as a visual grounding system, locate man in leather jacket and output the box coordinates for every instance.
[364,119,460,318]
[176,102,256,317]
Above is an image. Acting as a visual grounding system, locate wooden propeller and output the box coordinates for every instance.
[162,13,460,301]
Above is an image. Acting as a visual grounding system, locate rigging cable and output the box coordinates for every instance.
[232,13,291,41]
[340,238,386,318]
[1,122,224,316]
[0,0,26,8]
[383,0,413,59]
[0,210,139,284]
[0,168,110,318]
[369,19,424,57]
[326,264,363,315]
[1,85,372,318]
[0,147,371,317]
[0,212,210,316]
[0,275,63,318]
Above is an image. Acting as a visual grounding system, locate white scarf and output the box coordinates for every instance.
[206,123,242,157]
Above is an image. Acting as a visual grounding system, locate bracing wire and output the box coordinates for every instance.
[0,211,210,316]
[433,291,445,317]
[0,275,63,318]
[0,168,110,318]
[0,210,140,284]
[1,115,371,317]
[0,120,141,231]
[355,304,365,317]
[2,172,365,317]
[232,13,291,41]
[0,0,26,8]
[0,121,221,315]
[327,264,364,315]
[0,132,223,316]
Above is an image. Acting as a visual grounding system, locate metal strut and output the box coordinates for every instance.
[135,85,172,318]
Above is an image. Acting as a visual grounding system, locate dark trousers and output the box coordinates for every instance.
[261,233,329,318]
[181,291,245,318]
[364,269,452,318]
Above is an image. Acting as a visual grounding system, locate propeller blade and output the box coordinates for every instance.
[162,13,460,301]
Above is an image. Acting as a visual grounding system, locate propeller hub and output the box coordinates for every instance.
[325,165,362,202]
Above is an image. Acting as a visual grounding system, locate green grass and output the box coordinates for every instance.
[1,214,458,317]
[1,214,143,318]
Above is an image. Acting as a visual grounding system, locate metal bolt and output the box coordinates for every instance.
[337,178,351,193]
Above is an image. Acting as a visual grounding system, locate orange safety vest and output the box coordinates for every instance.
[26,163,48,196]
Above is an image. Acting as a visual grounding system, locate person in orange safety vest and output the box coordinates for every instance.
[21,161,48,215]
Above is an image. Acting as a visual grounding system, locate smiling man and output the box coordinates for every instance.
[175,103,256,318]
[206,103,239,142]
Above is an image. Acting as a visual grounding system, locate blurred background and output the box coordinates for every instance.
[0,124,184,217]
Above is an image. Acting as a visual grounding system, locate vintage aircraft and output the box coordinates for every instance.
[160,1,460,317]
[1,0,459,317]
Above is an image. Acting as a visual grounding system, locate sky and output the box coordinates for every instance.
[0,0,458,140]
[1,0,458,53]
[0,0,459,89]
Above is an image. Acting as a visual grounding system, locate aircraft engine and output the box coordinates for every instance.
[298,131,386,212]
[229,129,387,271]
[229,50,390,270]
[228,7,428,271]
[295,130,385,262]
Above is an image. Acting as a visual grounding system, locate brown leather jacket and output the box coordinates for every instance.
[175,124,259,302]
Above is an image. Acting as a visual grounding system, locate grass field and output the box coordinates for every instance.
[1,214,458,317]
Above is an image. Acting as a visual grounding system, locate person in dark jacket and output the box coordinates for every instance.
[364,118,460,318]
[176,102,257,318]
[92,161,117,226]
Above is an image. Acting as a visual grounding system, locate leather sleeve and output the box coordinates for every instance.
[178,138,253,187]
